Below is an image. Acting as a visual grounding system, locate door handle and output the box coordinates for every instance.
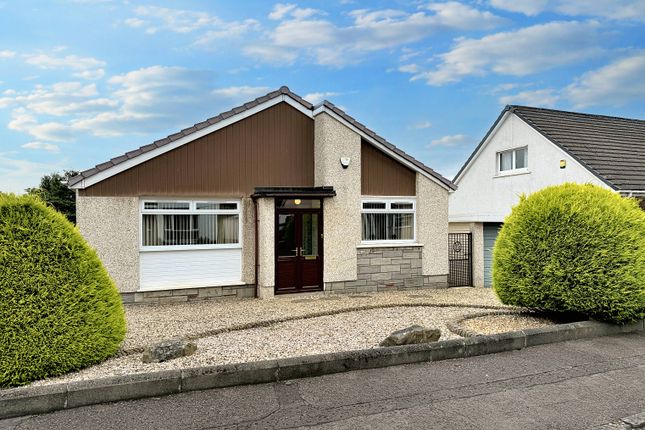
[291,248,299,256]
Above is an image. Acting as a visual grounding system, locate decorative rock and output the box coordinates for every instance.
[142,339,197,363]
[379,325,441,347]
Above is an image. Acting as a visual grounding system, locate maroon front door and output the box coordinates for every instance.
[275,199,323,294]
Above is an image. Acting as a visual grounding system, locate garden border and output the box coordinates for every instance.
[1,319,643,419]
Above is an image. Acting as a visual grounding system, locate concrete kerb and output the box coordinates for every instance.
[2,319,643,420]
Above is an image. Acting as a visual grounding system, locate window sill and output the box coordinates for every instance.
[494,169,531,178]
[140,244,242,252]
[357,242,423,249]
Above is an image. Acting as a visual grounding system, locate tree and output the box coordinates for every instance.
[26,170,78,223]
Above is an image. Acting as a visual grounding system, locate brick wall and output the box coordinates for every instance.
[326,246,447,294]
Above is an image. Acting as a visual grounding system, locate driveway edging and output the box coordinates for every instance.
[2,319,643,419]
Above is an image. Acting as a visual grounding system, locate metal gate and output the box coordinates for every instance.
[448,233,472,287]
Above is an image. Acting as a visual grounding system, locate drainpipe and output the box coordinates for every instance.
[253,196,259,299]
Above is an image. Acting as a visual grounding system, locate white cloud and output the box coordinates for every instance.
[268,3,322,21]
[124,17,145,28]
[0,49,16,58]
[0,154,67,193]
[411,21,603,85]
[499,89,560,107]
[0,66,271,143]
[303,91,340,105]
[23,53,105,80]
[247,3,504,67]
[398,64,420,73]
[566,53,645,107]
[21,141,60,152]
[490,0,645,21]
[410,120,432,129]
[127,5,259,43]
[71,66,270,137]
[269,3,297,20]
[429,134,469,147]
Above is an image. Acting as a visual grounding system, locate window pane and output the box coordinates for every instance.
[144,201,189,210]
[276,199,321,209]
[218,203,238,210]
[499,151,513,171]
[362,202,386,210]
[391,202,413,210]
[301,213,318,257]
[196,202,218,210]
[362,213,387,240]
[142,213,238,246]
[515,148,527,169]
[388,213,414,240]
[216,214,239,244]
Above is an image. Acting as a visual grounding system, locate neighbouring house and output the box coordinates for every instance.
[69,87,456,303]
[448,105,645,288]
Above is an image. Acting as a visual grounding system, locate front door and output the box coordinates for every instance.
[275,199,323,294]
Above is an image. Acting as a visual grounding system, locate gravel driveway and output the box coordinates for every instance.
[122,288,505,352]
[27,288,514,387]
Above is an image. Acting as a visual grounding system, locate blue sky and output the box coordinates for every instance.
[1,0,644,192]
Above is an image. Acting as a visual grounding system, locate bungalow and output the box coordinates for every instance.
[69,87,456,303]
[448,105,645,288]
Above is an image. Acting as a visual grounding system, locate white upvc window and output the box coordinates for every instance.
[361,198,416,243]
[497,146,528,174]
[140,199,241,251]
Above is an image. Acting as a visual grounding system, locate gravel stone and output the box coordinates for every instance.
[24,289,513,387]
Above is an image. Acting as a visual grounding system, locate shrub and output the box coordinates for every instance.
[0,194,126,387]
[493,183,645,324]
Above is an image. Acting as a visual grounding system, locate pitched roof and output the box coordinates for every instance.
[454,105,645,192]
[69,86,455,190]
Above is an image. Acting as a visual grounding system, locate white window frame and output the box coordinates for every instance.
[139,198,242,252]
[497,146,528,176]
[360,197,416,244]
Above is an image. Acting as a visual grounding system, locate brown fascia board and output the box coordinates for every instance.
[318,101,456,191]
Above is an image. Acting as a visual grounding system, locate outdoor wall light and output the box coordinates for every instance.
[560,159,567,169]
[340,157,351,169]
[294,199,302,205]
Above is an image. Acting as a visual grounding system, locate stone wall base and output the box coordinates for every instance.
[325,274,448,294]
[122,284,255,304]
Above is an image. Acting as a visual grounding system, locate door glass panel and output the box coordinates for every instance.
[301,213,318,257]
[277,214,296,257]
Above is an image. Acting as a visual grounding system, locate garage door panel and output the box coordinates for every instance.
[483,223,502,288]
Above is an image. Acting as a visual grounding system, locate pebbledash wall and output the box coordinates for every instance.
[76,101,450,304]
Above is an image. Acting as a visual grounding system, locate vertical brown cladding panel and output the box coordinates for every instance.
[80,103,314,197]
[361,140,416,196]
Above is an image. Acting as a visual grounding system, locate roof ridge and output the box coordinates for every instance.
[509,105,645,124]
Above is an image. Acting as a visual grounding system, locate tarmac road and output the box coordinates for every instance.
[2,333,644,430]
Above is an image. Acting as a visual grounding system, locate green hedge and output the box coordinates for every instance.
[0,194,126,387]
[493,183,645,324]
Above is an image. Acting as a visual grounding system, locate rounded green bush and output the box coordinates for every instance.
[0,194,126,387]
[493,183,645,324]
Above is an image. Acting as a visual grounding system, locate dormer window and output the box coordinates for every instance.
[498,147,527,173]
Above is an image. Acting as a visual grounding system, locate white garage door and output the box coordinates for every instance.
[483,223,502,288]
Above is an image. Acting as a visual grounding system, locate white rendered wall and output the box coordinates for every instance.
[449,113,611,223]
